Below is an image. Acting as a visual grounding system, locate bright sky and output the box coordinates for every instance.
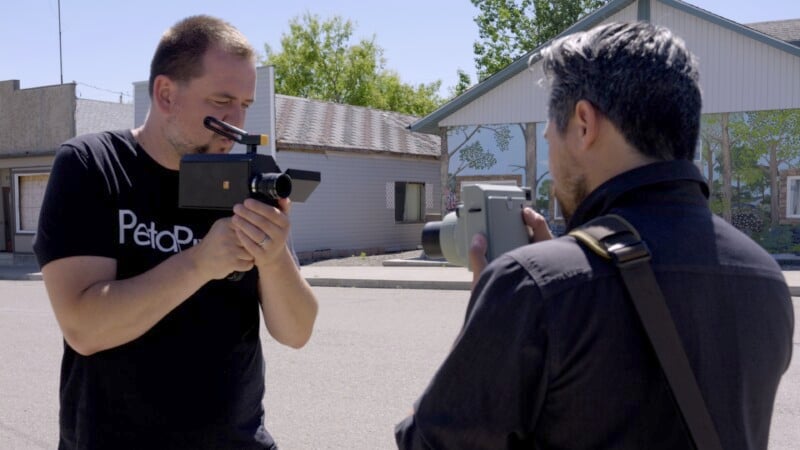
[1,0,799,104]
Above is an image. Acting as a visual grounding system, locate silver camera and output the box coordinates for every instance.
[421,184,531,270]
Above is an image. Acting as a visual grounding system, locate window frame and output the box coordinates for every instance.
[13,171,49,234]
[394,181,426,224]
[787,175,800,219]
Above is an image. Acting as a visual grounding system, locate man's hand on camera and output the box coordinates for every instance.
[194,217,255,280]
[469,207,554,289]
[232,197,292,268]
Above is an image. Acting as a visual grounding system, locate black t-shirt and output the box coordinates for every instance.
[34,131,274,449]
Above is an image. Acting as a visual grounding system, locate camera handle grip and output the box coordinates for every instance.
[227,271,245,282]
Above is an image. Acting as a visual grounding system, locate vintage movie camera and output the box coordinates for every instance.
[421,184,531,271]
[179,117,320,281]
[179,116,320,210]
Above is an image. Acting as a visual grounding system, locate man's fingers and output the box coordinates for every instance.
[523,208,554,243]
[469,233,489,289]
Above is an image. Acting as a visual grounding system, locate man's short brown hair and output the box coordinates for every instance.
[148,15,256,97]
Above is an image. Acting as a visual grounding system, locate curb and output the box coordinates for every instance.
[305,277,470,290]
[2,266,798,295]
[0,270,42,281]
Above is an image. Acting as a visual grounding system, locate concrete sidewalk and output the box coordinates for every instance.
[2,259,800,294]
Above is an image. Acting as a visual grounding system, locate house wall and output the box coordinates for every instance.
[133,81,148,127]
[0,80,75,155]
[0,168,9,252]
[439,0,800,128]
[653,1,800,114]
[0,81,76,254]
[1,80,134,255]
[275,150,440,255]
[0,157,54,253]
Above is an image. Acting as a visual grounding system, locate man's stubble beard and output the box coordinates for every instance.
[164,120,211,156]
[555,175,589,224]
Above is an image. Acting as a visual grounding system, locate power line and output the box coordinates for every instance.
[74,82,132,99]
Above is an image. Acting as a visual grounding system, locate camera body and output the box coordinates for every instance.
[179,153,320,210]
[178,116,320,210]
[178,117,321,282]
[422,184,531,270]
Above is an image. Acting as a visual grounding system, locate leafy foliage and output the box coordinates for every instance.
[471,0,607,80]
[263,13,444,116]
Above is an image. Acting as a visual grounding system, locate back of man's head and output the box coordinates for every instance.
[540,21,702,161]
[148,15,255,98]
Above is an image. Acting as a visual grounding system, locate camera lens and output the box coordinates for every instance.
[422,221,444,259]
[254,172,292,199]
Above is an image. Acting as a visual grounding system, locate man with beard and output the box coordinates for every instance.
[34,15,318,449]
[396,22,793,450]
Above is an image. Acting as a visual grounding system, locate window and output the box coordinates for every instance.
[787,176,800,219]
[14,172,49,234]
[395,182,425,223]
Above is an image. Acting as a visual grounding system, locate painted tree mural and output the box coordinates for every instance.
[732,110,800,225]
[702,108,800,253]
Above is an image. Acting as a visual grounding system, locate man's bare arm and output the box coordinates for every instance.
[42,218,254,356]
[232,198,318,348]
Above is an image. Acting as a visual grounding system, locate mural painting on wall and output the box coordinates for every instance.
[443,110,800,256]
[444,124,522,211]
[701,108,800,255]
[444,122,563,234]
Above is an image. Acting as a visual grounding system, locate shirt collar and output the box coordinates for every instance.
[566,160,709,231]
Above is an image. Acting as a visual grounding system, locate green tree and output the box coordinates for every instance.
[448,69,473,98]
[471,0,608,80]
[263,13,444,115]
[372,71,443,117]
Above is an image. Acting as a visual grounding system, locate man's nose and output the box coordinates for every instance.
[223,105,247,128]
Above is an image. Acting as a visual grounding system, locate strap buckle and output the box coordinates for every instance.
[608,240,651,268]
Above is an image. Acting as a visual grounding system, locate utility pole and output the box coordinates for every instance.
[58,0,63,84]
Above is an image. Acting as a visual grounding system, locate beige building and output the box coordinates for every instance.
[0,80,133,258]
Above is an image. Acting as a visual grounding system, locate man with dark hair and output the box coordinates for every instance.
[34,15,318,449]
[396,21,793,449]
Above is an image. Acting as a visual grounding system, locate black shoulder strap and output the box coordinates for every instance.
[569,214,723,450]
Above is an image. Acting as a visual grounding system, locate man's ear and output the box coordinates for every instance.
[151,75,175,114]
[573,99,600,151]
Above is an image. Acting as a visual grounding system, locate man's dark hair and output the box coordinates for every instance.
[539,21,702,161]
[149,15,255,98]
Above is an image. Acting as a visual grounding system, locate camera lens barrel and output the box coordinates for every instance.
[421,221,444,259]
[253,172,292,199]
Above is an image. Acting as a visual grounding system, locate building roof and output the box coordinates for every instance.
[75,99,134,136]
[410,0,800,135]
[745,19,800,47]
[275,94,440,157]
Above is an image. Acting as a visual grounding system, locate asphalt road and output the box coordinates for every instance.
[0,282,797,449]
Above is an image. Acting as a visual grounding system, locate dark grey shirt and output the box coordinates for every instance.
[396,160,794,449]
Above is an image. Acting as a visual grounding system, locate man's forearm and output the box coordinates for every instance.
[44,246,212,356]
[257,246,318,348]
